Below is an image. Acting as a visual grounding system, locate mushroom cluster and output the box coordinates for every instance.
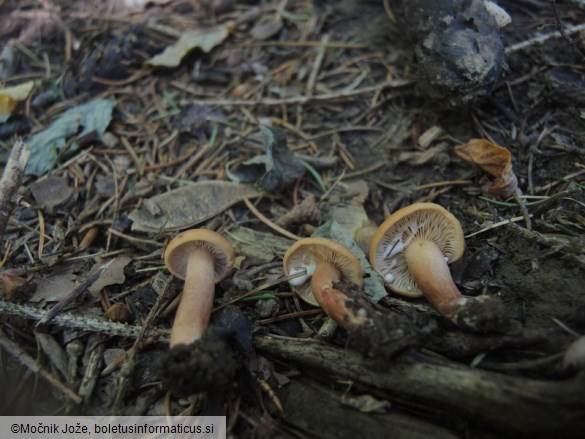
[369,203,509,332]
[283,236,431,357]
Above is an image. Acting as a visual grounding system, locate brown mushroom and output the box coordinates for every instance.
[164,229,234,347]
[283,237,366,330]
[369,203,513,332]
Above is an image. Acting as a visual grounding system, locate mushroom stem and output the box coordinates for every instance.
[170,249,215,347]
[311,262,367,331]
[404,239,467,317]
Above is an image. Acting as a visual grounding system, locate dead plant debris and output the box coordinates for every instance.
[0,0,584,437]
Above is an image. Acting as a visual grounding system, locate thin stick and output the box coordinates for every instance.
[172,80,412,107]
[0,329,82,404]
[243,198,302,241]
[240,40,367,49]
[0,300,166,339]
[465,214,534,238]
[0,140,30,245]
[505,22,585,55]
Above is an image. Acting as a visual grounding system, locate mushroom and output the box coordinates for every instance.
[283,237,366,330]
[164,229,234,347]
[369,203,507,331]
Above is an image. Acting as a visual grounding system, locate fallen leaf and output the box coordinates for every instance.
[25,99,115,176]
[171,103,225,139]
[88,256,132,295]
[224,227,293,265]
[0,81,35,119]
[454,138,519,199]
[146,25,230,68]
[31,268,80,302]
[250,16,283,40]
[35,333,68,378]
[129,181,264,232]
[226,125,305,192]
[30,176,74,214]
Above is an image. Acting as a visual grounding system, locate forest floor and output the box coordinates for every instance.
[0,0,584,438]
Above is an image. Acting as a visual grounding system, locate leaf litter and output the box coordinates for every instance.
[0,1,584,436]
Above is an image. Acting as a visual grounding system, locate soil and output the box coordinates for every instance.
[0,0,584,438]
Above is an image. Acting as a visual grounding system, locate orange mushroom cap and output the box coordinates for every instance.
[369,203,465,298]
[164,229,234,282]
[283,237,363,306]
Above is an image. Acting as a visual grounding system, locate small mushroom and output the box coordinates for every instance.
[369,203,508,331]
[283,237,366,330]
[164,229,234,347]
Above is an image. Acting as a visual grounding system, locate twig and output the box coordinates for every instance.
[0,300,166,339]
[240,40,367,49]
[513,190,532,230]
[306,34,329,97]
[505,22,585,55]
[0,328,82,404]
[244,197,302,241]
[383,0,397,23]
[172,80,412,107]
[465,214,534,238]
[36,259,115,327]
[0,140,30,245]
[552,0,585,60]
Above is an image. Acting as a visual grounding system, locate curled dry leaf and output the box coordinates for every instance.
[454,138,519,199]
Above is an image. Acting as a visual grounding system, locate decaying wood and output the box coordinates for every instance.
[281,378,458,439]
[255,335,585,436]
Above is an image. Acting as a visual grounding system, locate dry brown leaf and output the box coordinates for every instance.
[30,176,74,214]
[454,138,519,199]
[88,256,132,295]
[129,181,264,232]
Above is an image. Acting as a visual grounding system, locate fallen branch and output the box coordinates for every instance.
[255,335,585,436]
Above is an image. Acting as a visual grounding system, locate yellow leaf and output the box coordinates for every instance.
[0,81,35,116]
